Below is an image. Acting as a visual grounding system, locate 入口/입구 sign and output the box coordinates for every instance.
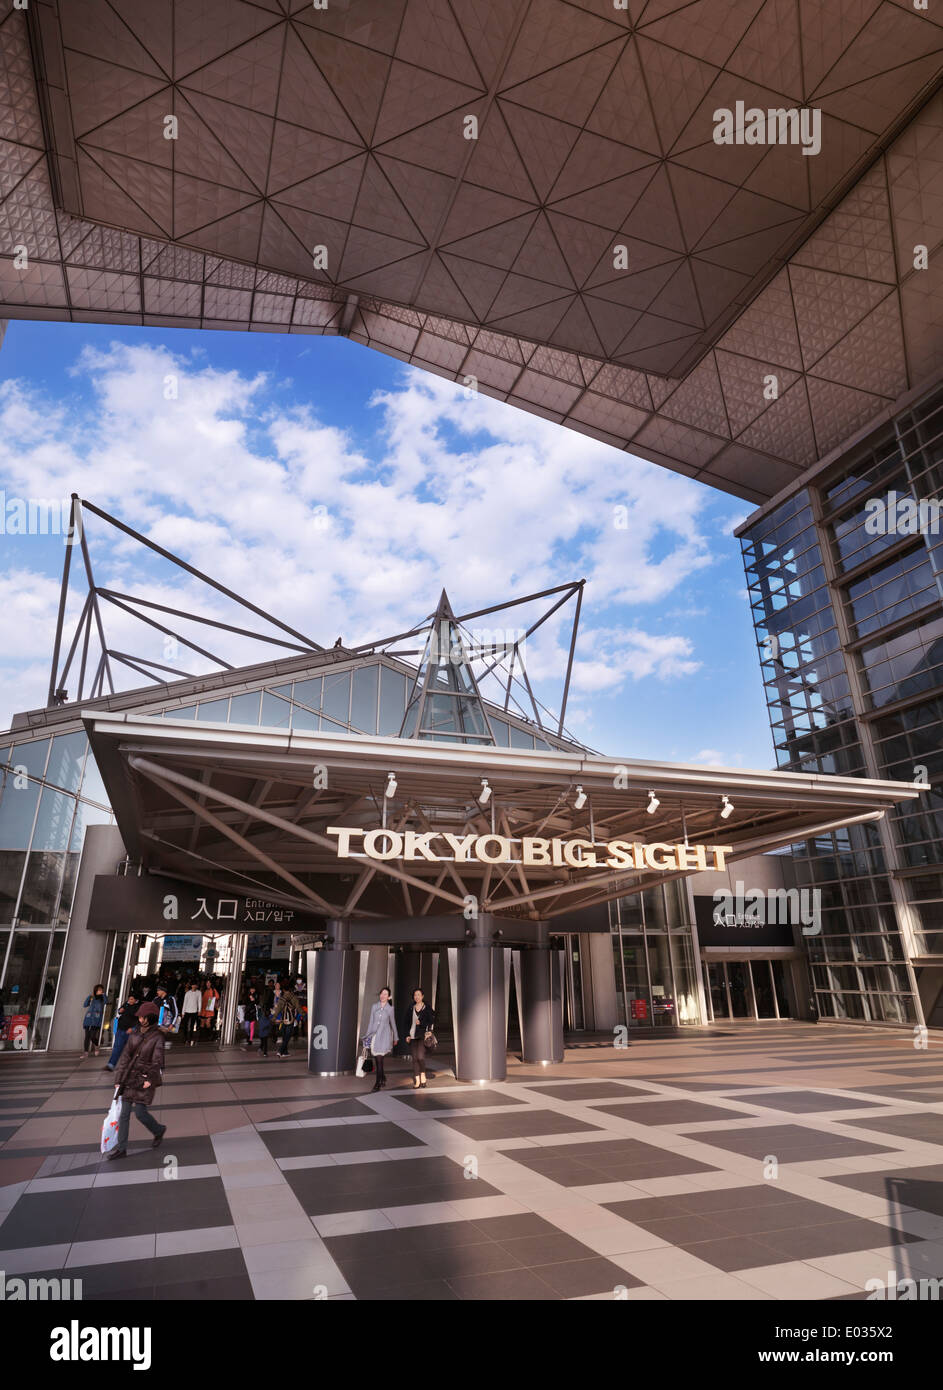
[326,827,732,872]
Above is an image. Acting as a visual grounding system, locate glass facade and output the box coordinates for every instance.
[740,383,943,1024]
[609,880,702,1028]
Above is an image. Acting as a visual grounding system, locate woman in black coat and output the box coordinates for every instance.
[403,988,435,1090]
[109,1002,167,1159]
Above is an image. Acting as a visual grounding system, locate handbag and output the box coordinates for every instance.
[424,1030,438,1051]
[100,1091,121,1154]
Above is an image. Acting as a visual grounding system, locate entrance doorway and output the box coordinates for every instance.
[704,959,792,1021]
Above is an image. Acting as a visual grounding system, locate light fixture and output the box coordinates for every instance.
[478,777,492,806]
[646,790,659,815]
[573,785,587,811]
[720,795,734,819]
[384,772,397,799]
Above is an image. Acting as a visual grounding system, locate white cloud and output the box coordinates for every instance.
[0,344,717,731]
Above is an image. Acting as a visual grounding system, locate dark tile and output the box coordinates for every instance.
[682,1123,892,1161]
[509,1135,717,1184]
[469,1213,554,1240]
[739,1091,883,1113]
[760,1219,914,1262]
[261,1122,421,1158]
[0,1190,91,1250]
[676,1235,785,1272]
[285,1156,500,1215]
[436,1110,600,1140]
[284,1099,375,1121]
[154,1275,254,1300]
[393,1089,521,1111]
[594,1099,754,1125]
[522,1082,653,1100]
[826,1168,943,1218]
[496,1231,598,1266]
[421,1242,524,1279]
[843,1113,943,1143]
[447,1266,564,1300]
[370,1279,459,1300]
[533,1256,635,1298]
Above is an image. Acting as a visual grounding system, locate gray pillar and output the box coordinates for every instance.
[518,926,564,1065]
[358,945,391,1041]
[308,920,359,1076]
[454,914,507,1083]
[586,930,619,1032]
[49,825,126,1053]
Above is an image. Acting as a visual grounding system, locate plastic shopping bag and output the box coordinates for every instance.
[355,1048,366,1079]
[100,1091,121,1155]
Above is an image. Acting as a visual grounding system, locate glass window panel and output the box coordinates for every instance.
[57,853,79,924]
[17,852,66,924]
[351,665,379,734]
[322,672,351,725]
[1,928,53,1045]
[508,724,534,748]
[260,689,292,729]
[0,852,25,922]
[378,668,407,735]
[31,930,67,1050]
[31,787,75,852]
[79,754,110,809]
[616,937,650,1027]
[289,705,319,733]
[228,691,260,725]
[0,778,41,850]
[45,732,87,793]
[646,936,675,1026]
[167,705,196,719]
[292,677,322,712]
[197,697,230,722]
[421,694,488,738]
[9,739,50,780]
[490,717,510,746]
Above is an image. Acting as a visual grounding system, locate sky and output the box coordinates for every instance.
[0,318,774,767]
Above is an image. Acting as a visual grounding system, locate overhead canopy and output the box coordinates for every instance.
[2,3,941,500]
[84,711,921,923]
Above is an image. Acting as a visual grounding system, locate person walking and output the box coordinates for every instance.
[273,982,300,1058]
[107,1001,167,1160]
[364,987,397,1092]
[104,991,139,1072]
[81,984,107,1059]
[404,987,435,1090]
[241,988,259,1049]
[154,982,179,1038]
[180,981,202,1046]
[257,1004,272,1058]
[200,979,220,1037]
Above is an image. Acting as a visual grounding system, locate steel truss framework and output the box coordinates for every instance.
[46,494,587,747]
[85,714,919,927]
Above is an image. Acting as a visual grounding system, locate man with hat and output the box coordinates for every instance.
[108,1001,168,1160]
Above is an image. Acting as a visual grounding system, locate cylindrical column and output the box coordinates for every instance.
[308,920,359,1076]
[519,926,564,1065]
[454,914,507,1082]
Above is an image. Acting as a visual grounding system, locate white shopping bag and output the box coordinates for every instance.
[355,1047,366,1079]
[100,1091,121,1155]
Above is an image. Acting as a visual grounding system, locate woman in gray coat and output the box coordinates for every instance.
[365,986,398,1092]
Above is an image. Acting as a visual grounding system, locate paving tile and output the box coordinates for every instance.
[595,1099,755,1125]
[681,1123,893,1162]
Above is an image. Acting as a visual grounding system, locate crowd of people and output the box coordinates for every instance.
[81,972,227,1067]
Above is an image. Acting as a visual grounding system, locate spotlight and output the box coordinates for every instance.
[384,772,397,799]
[573,785,587,811]
[478,778,492,806]
[720,795,734,819]
[646,791,659,815]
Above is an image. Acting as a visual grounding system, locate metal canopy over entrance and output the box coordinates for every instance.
[84,714,919,925]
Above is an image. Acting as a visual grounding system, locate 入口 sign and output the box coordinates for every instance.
[327,827,733,872]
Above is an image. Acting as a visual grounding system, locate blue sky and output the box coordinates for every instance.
[0,318,774,767]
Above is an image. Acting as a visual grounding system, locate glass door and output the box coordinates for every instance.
[707,963,730,1018]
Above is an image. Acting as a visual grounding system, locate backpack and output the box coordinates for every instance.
[281,999,296,1026]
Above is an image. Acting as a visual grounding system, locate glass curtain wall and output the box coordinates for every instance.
[740,384,943,1024]
[609,880,701,1027]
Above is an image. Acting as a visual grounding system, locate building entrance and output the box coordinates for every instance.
[705,959,792,1021]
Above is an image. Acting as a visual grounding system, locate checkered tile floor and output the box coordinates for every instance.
[2,1022,943,1300]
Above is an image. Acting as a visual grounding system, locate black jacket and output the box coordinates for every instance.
[402,1002,435,1041]
[115,1000,139,1032]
